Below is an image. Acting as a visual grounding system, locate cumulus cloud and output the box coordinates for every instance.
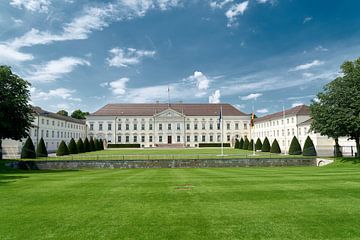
[107,48,156,67]
[209,90,221,103]
[303,16,312,24]
[291,102,303,108]
[240,93,262,100]
[109,78,130,95]
[0,44,34,64]
[257,108,269,114]
[31,87,81,102]
[315,45,329,52]
[225,1,249,27]
[10,0,51,13]
[289,60,324,72]
[210,0,233,9]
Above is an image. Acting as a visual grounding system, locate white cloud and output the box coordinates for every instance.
[303,16,312,24]
[210,0,233,9]
[256,0,270,3]
[107,47,156,67]
[302,72,314,78]
[26,57,90,82]
[225,1,249,27]
[209,90,221,103]
[184,71,211,97]
[240,93,262,100]
[10,0,51,13]
[291,102,303,108]
[11,17,23,25]
[315,45,329,52]
[31,87,80,101]
[257,108,268,114]
[234,104,245,110]
[109,78,130,95]
[289,60,324,72]
[0,44,34,63]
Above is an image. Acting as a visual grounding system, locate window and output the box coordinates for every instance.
[141,136,145,142]
[177,123,181,130]
[126,136,129,143]
[108,123,112,131]
[159,136,163,142]
[90,123,94,131]
[168,123,171,130]
[277,130,279,137]
[34,129,37,137]
[149,136,153,142]
[291,117,294,123]
[126,124,129,130]
[287,118,289,124]
[304,127,307,135]
[186,136,190,142]
[244,123,247,130]
[41,118,44,124]
[177,136,181,142]
[46,130,49,138]
[141,124,145,131]
[292,128,295,135]
[210,135,213,142]
[133,136,137,143]
[194,123,198,130]
[118,124,121,131]
[217,123,221,130]
[227,123,230,130]
[217,135,221,142]
[159,124,163,130]
[52,131,54,138]
[282,129,284,136]
[209,123,213,130]
[52,121,55,126]
[61,132,63,138]
[202,135,206,142]
[46,120,49,125]
[287,129,290,136]
[133,124,137,131]
[99,123,103,131]
[149,124,153,130]
[202,123,205,130]
[235,123,239,130]
[194,135,198,142]
[227,135,231,142]
[186,123,190,130]
[117,136,121,143]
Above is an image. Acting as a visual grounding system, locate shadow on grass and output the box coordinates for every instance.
[339,157,360,164]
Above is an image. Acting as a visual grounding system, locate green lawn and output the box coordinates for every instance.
[1,159,360,239]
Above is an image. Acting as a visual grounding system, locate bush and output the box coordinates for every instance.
[198,143,231,148]
[21,137,36,159]
[255,138,262,151]
[57,141,69,156]
[107,144,141,148]
[234,139,240,149]
[83,137,90,152]
[303,136,317,156]
[261,137,270,152]
[243,137,249,150]
[89,137,95,151]
[270,139,281,154]
[99,139,104,150]
[68,138,78,154]
[36,137,48,157]
[239,137,244,149]
[248,139,254,151]
[94,139,100,151]
[77,138,85,153]
[289,136,302,155]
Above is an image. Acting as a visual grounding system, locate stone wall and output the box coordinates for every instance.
[8,158,317,170]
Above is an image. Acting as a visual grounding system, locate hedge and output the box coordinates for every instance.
[68,138,78,154]
[57,141,69,156]
[243,137,249,150]
[36,137,48,157]
[239,137,244,149]
[199,143,231,148]
[234,139,240,149]
[248,139,254,151]
[255,138,262,151]
[261,137,271,152]
[98,139,104,150]
[107,144,141,148]
[303,136,317,156]
[77,138,85,153]
[270,139,281,154]
[289,136,302,155]
[21,137,36,159]
[83,137,90,152]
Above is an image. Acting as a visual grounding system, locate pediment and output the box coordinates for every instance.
[154,108,185,118]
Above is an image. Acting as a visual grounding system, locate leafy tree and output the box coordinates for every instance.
[270,139,281,154]
[238,137,244,149]
[36,137,48,157]
[248,139,254,151]
[77,138,85,153]
[234,139,240,149]
[71,109,89,120]
[303,136,317,156]
[289,136,302,155]
[0,66,34,160]
[243,137,249,150]
[261,137,271,152]
[255,138,262,151]
[57,141,69,156]
[89,137,95,151]
[21,137,36,159]
[57,110,68,116]
[310,58,360,157]
[83,137,90,152]
[68,138,78,154]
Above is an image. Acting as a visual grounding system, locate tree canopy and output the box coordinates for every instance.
[71,109,89,119]
[57,110,68,116]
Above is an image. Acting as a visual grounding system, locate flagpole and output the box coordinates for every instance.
[252,106,255,156]
[283,105,287,155]
[221,105,224,156]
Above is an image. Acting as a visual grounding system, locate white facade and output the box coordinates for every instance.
[86,106,251,147]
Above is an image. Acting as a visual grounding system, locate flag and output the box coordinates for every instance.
[250,112,255,127]
[218,107,222,123]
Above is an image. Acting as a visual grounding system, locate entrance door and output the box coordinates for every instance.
[167,136,172,144]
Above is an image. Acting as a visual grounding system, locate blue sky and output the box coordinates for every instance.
[1,0,360,115]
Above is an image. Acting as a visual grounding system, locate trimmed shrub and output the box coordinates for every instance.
[94,138,100,151]
[21,137,36,159]
[68,138,78,154]
[107,144,141,148]
[270,139,281,154]
[83,137,90,152]
[234,139,240,149]
[248,139,254,151]
[239,137,244,149]
[89,137,95,151]
[198,143,231,148]
[36,137,48,157]
[77,138,85,153]
[261,137,271,152]
[99,139,104,150]
[289,136,302,155]
[303,136,317,156]
[255,138,262,151]
[57,141,69,156]
[243,137,249,150]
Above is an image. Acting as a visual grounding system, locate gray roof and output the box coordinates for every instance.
[255,105,310,123]
[32,106,85,124]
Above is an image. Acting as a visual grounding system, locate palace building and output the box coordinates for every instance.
[86,103,251,148]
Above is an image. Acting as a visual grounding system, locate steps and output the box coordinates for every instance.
[156,144,185,148]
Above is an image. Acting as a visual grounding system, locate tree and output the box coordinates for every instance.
[68,138,78,154]
[94,138,100,151]
[248,139,254,151]
[243,137,249,150]
[71,109,89,120]
[310,58,360,157]
[234,139,240,149]
[57,141,69,156]
[289,136,302,155]
[239,137,244,149]
[303,136,317,156]
[261,137,271,152]
[84,137,90,152]
[0,66,34,160]
[270,139,281,154]
[77,138,85,153]
[36,137,48,157]
[99,139,104,150]
[21,137,36,159]
[255,138,262,151]
[89,137,95,151]
[57,110,68,116]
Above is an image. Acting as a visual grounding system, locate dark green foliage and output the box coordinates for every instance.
[289,136,302,155]
[94,139,100,151]
[0,66,34,160]
[255,138,262,151]
[243,137,249,150]
[77,138,85,153]
[303,136,317,156]
[68,138,78,154]
[248,139,254,151]
[21,137,36,159]
[99,139,104,150]
[71,109,89,119]
[57,141,69,156]
[234,139,240,149]
[107,144,141,148]
[57,110,68,116]
[36,137,48,157]
[261,137,271,152]
[334,138,342,157]
[83,137,90,152]
[89,137,95,151]
[270,139,281,154]
[239,138,244,149]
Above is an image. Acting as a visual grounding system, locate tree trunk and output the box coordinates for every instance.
[355,136,360,158]
[334,138,342,157]
[0,139,2,160]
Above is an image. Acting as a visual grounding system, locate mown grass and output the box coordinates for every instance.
[0,159,359,239]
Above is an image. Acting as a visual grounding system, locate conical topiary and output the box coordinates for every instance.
[83,137,90,152]
[94,138,100,151]
[77,138,85,153]
[248,139,254,151]
[99,139,104,150]
[234,139,240,149]
[261,137,270,152]
[68,138,78,154]
[303,136,317,156]
[57,140,69,156]
[239,137,244,149]
[255,138,262,151]
[89,137,95,151]
[289,136,302,155]
[270,139,281,154]
[36,137,48,157]
[243,137,249,150]
[21,137,36,159]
